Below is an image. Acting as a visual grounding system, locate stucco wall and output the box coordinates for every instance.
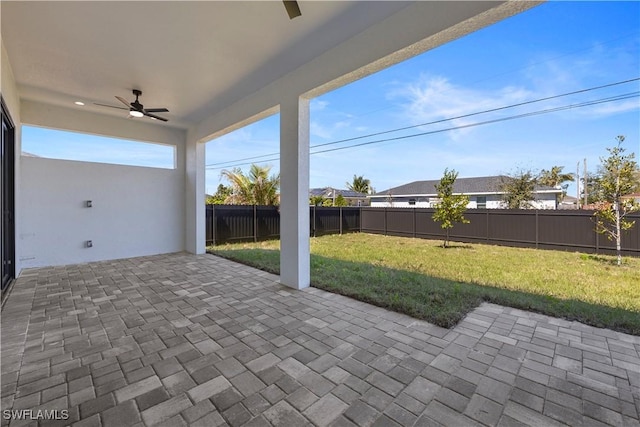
[19,157,184,268]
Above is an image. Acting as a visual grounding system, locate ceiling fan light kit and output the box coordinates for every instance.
[95,89,169,122]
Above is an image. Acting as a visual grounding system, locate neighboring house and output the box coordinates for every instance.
[369,175,563,209]
[559,195,579,210]
[622,192,640,204]
[310,187,369,206]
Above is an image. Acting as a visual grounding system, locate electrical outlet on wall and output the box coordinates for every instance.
[86,240,93,248]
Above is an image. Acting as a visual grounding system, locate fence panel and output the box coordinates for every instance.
[341,207,361,233]
[448,210,488,243]
[211,205,255,244]
[207,205,639,255]
[537,210,596,252]
[314,207,341,235]
[256,206,280,240]
[210,205,361,244]
[362,208,640,255]
[360,207,386,235]
[487,210,537,247]
[386,208,415,237]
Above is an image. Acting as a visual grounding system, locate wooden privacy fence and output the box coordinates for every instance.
[206,205,640,256]
[206,205,360,245]
[360,207,640,256]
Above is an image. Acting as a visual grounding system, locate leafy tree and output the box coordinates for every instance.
[539,166,574,202]
[501,170,537,209]
[220,164,280,205]
[385,191,394,207]
[346,175,371,194]
[582,173,604,205]
[310,195,325,206]
[207,184,232,205]
[334,194,348,207]
[593,136,640,266]
[432,169,470,248]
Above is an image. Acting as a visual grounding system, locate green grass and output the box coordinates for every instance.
[208,233,640,335]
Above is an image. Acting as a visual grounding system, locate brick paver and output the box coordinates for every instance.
[1,252,639,426]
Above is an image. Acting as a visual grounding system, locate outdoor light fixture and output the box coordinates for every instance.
[129,110,144,118]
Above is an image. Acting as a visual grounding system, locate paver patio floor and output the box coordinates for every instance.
[1,252,639,426]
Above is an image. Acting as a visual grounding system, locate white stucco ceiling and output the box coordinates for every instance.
[1,1,536,132]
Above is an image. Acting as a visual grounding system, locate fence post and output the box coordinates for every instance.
[212,205,216,246]
[413,208,416,238]
[253,204,257,243]
[313,205,316,237]
[535,210,539,249]
[486,209,489,242]
[339,207,343,235]
[359,207,362,233]
[384,207,387,236]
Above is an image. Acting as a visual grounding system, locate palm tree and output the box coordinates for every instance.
[538,166,574,189]
[220,164,280,205]
[539,166,575,204]
[346,175,371,194]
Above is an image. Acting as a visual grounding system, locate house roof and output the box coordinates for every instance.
[310,188,367,199]
[372,175,561,197]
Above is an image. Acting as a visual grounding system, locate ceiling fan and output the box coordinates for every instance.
[282,1,301,19]
[95,89,169,122]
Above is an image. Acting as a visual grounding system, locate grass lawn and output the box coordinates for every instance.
[208,233,640,335]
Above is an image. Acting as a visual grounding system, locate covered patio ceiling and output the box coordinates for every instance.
[1,1,534,136]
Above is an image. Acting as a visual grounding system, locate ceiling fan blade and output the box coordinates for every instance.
[115,96,131,108]
[282,0,301,19]
[94,102,128,110]
[144,108,169,113]
[144,112,168,122]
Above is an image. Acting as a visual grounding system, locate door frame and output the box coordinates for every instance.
[1,96,16,305]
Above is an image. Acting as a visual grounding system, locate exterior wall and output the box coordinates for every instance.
[19,157,185,268]
[530,194,557,210]
[371,193,558,209]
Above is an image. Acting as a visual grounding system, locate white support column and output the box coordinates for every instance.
[279,96,310,289]
[185,128,206,254]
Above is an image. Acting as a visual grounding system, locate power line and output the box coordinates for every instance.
[310,92,639,155]
[206,91,639,171]
[206,77,639,168]
[310,30,640,126]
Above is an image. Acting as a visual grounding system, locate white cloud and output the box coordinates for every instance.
[310,121,333,139]
[310,99,329,112]
[392,74,533,141]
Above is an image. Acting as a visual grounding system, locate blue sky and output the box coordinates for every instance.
[205,1,640,197]
[23,1,639,198]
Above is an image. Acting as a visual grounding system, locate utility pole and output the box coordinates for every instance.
[576,161,580,209]
[583,158,588,207]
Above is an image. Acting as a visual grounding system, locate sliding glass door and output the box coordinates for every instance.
[1,98,15,297]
